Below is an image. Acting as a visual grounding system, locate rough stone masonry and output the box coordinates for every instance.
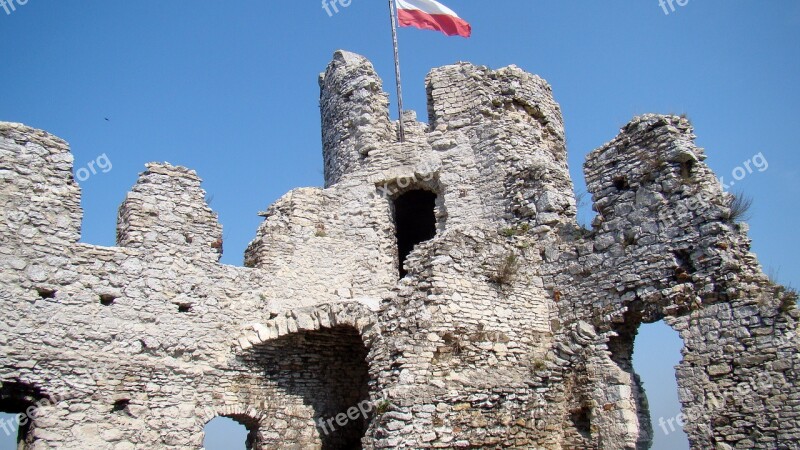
[0,50,797,449]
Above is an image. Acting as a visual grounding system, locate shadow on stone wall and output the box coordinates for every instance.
[240,325,371,449]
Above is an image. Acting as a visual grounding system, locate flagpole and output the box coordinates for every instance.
[388,0,405,142]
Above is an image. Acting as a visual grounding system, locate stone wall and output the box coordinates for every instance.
[0,51,796,449]
[117,163,223,261]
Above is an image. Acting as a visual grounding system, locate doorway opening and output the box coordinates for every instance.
[203,415,257,450]
[393,189,437,277]
[241,325,372,449]
[632,321,689,450]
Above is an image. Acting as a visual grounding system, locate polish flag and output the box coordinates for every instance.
[396,0,472,38]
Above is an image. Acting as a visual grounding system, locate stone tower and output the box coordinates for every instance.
[0,51,797,449]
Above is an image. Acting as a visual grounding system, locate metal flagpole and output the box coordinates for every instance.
[388,0,405,142]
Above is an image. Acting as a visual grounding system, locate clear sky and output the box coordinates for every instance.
[1,1,798,449]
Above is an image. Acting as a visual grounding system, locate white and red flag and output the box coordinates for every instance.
[396,0,472,38]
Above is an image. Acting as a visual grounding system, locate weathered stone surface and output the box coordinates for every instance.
[0,51,797,449]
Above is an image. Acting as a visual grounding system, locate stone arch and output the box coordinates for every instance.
[604,303,685,450]
[236,301,382,351]
[197,405,267,450]
[378,171,445,231]
[235,302,383,449]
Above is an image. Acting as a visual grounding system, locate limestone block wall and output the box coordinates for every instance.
[117,163,223,261]
[319,51,576,233]
[243,182,396,308]
[0,123,81,253]
[538,114,799,449]
[369,228,556,448]
[0,122,388,449]
[426,62,576,230]
[320,51,394,187]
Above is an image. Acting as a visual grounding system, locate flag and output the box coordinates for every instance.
[396,0,472,38]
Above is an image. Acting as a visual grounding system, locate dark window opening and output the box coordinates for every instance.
[673,249,697,283]
[613,177,630,191]
[393,190,437,277]
[111,399,130,413]
[680,160,694,180]
[570,406,592,440]
[99,294,116,306]
[178,304,192,313]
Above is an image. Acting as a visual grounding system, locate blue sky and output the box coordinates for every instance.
[1,1,798,449]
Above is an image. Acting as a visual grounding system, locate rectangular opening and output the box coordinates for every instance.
[392,189,437,278]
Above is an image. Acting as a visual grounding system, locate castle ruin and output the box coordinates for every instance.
[0,50,798,449]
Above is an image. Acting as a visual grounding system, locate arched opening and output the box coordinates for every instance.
[392,189,437,277]
[632,321,689,450]
[240,325,372,449]
[0,412,21,448]
[203,416,256,450]
[0,381,47,449]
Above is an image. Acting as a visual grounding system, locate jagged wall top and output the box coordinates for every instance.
[425,62,564,140]
[116,162,223,261]
[0,122,82,252]
[318,51,569,192]
[319,51,393,187]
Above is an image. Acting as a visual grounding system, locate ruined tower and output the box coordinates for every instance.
[0,51,797,449]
